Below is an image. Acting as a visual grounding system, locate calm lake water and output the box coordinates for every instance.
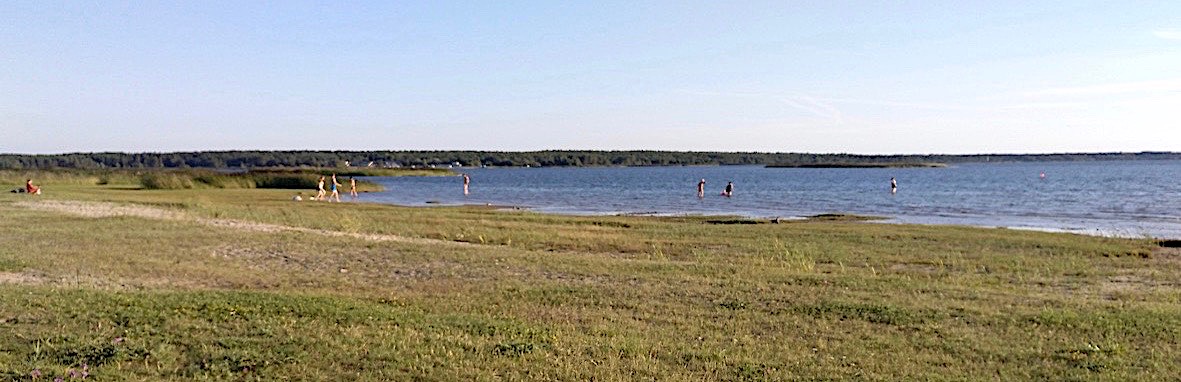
[364,160,1181,239]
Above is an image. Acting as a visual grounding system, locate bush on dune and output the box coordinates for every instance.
[140,172,198,189]
[194,174,257,189]
[249,174,319,189]
[140,171,340,190]
[4,168,377,191]
[1,169,141,187]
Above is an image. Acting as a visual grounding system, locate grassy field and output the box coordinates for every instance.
[4,167,452,194]
[1,178,1178,380]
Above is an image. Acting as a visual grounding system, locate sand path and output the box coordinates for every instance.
[4,200,477,286]
[13,199,471,248]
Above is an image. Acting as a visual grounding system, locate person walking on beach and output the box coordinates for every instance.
[890,177,897,194]
[462,173,470,195]
[723,181,733,197]
[697,178,706,198]
[349,177,358,198]
[330,174,342,202]
[315,176,327,201]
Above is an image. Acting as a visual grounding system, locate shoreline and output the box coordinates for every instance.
[765,162,947,168]
[358,199,1177,240]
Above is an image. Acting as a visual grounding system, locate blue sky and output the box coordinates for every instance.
[3,1,1180,154]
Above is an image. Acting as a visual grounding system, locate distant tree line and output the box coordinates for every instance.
[0,150,1178,169]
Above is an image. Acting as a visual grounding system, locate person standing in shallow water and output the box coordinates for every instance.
[890,177,898,194]
[349,177,358,198]
[462,174,470,195]
[723,181,733,197]
[697,178,706,198]
[330,174,342,202]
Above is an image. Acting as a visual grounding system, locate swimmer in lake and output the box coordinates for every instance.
[697,178,706,197]
[723,181,733,197]
[890,177,897,194]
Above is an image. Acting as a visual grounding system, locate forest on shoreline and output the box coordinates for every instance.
[2,150,1178,169]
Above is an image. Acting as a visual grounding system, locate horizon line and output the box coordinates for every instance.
[2,150,1179,157]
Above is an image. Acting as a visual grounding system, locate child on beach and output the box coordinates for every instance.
[349,177,358,198]
[315,176,326,201]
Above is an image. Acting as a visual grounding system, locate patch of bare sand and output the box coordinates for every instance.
[1100,273,1179,295]
[195,216,471,247]
[15,200,183,220]
[887,262,944,275]
[0,271,44,285]
[15,199,471,247]
[1099,249,1181,297]
[1153,247,1181,262]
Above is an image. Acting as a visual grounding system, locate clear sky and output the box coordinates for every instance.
[3,1,1180,154]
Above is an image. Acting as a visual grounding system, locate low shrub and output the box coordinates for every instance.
[194,174,256,189]
[140,172,197,189]
[139,171,371,190]
[250,174,318,189]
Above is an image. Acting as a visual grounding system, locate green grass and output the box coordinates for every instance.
[1,287,557,381]
[138,170,387,191]
[0,182,1178,380]
[0,169,143,187]
[3,168,404,193]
